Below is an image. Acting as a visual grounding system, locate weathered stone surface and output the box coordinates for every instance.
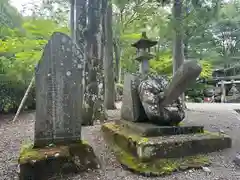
[138,75,185,126]
[121,61,201,126]
[116,120,204,137]
[19,141,99,180]
[101,122,210,177]
[34,32,84,147]
[112,143,210,177]
[226,95,240,103]
[120,73,148,122]
[101,122,232,162]
[161,61,202,106]
[233,154,240,166]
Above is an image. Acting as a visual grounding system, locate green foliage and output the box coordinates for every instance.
[149,52,213,79]
[0,18,69,81]
[112,0,224,81]
[0,15,69,112]
[150,51,172,75]
[0,0,22,28]
[0,0,239,112]
[184,60,213,101]
[0,79,35,113]
[199,60,213,78]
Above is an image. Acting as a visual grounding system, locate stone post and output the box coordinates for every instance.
[221,80,226,103]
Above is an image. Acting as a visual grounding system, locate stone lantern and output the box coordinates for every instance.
[132,32,157,74]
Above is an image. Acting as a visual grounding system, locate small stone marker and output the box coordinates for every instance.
[34,32,84,147]
[120,73,148,122]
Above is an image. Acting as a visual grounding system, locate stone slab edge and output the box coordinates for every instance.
[101,123,211,177]
[116,120,204,137]
[101,122,232,161]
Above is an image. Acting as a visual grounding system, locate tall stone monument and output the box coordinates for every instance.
[34,32,83,147]
[18,32,99,180]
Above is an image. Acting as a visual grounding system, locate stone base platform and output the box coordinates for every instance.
[115,120,204,137]
[18,141,99,180]
[101,121,232,176]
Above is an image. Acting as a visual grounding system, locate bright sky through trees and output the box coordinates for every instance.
[10,0,41,15]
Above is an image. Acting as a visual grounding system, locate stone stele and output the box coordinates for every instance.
[34,32,84,147]
[18,32,99,180]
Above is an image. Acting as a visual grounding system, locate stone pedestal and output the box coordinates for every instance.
[101,120,232,176]
[19,141,99,180]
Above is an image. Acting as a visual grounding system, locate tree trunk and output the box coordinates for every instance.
[172,0,186,108]
[82,0,102,125]
[94,0,108,121]
[113,38,121,101]
[74,0,86,50]
[103,0,115,109]
[183,1,190,61]
[113,38,122,83]
[184,31,189,60]
[74,0,87,102]
[99,0,106,104]
[113,38,120,83]
[70,0,93,125]
[173,0,184,74]
[118,66,122,83]
[70,0,75,39]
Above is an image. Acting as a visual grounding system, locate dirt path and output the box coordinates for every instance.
[1,103,240,180]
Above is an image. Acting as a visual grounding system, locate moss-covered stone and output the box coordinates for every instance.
[116,120,204,137]
[101,122,231,162]
[18,140,99,180]
[114,144,210,176]
[102,128,210,176]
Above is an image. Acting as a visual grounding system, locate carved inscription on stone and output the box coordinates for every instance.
[34,32,84,147]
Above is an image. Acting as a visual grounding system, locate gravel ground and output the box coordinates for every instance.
[1,103,240,180]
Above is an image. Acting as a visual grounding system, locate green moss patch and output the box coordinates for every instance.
[204,130,221,136]
[101,122,231,176]
[19,143,69,164]
[103,122,149,145]
[108,135,210,176]
[19,140,99,180]
[119,149,209,176]
[19,140,96,165]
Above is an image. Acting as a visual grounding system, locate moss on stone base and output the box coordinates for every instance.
[102,122,231,160]
[114,144,209,176]
[19,143,68,164]
[101,122,232,176]
[19,140,99,180]
[103,121,148,144]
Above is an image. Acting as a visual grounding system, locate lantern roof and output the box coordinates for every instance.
[132,32,157,49]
